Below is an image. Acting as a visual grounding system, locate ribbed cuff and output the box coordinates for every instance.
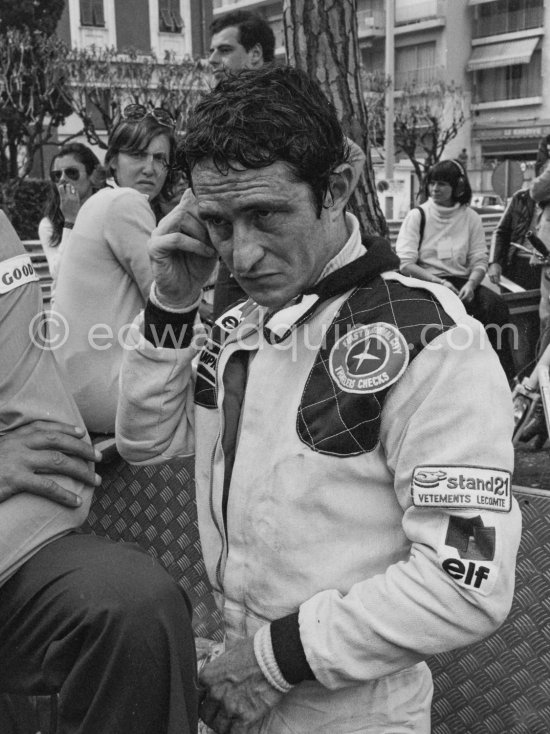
[143,298,197,349]
[270,612,315,685]
[149,281,202,313]
[253,625,293,693]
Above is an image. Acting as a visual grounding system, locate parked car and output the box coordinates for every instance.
[471,193,505,214]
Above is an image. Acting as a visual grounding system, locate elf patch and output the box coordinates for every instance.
[440,515,498,595]
[329,322,409,394]
[0,255,38,294]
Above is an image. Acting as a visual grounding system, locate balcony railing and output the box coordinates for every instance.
[213,0,237,7]
[395,0,444,26]
[213,0,270,9]
[473,5,543,38]
[356,9,385,34]
[394,65,444,90]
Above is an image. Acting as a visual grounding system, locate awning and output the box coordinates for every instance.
[467,37,539,71]
[481,139,539,157]
[468,0,499,6]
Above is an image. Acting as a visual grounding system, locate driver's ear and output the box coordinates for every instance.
[248,43,264,68]
[325,163,355,215]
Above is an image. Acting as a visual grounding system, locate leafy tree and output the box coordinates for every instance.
[0,0,65,36]
[60,46,210,148]
[0,34,210,184]
[0,29,72,181]
[282,0,388,237]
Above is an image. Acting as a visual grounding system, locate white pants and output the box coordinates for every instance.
[255,662,433,734]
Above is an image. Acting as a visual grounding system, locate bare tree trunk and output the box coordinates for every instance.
[283,0,388,237]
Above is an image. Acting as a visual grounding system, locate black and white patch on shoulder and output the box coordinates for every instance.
[297,276,457,456]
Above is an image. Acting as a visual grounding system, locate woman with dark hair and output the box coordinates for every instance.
[396,158,516,382]
[53,107,178,434]
[39,143,104,290]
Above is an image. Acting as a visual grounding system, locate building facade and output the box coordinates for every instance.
[53,0,549,213]
[48,0,212,170]
[56,0,212,60]
[212,0,549,215]
[469,0,546,181]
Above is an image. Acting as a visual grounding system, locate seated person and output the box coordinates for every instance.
[39,143,105,297]
[53,107,178,435]
[396,159,516,383]
[0,211,197,734]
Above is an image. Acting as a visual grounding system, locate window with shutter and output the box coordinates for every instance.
[159,0,184,33]
[171,5,184,31]
[93,0,105,27]
[159,0,173,31]
[80,0,93,26]
[395,42,436,89]
[80,0,104,27]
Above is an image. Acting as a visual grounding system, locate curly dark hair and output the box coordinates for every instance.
[43,143,103,247]
[210,10,275,63]
[424,159,472,206]
[179,66,349,217]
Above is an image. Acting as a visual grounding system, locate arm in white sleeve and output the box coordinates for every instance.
[395,209,422,269]
[104,190,156,300]
[116,311,199,464]
[297,323,521,689]
[395,209,444,283]
[466,210,489,276]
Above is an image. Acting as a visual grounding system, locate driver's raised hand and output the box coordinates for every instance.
[148,188,219,309]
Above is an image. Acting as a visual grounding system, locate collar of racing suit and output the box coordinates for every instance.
[262,233,399,344]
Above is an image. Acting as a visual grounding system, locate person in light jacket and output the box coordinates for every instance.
[53,107,178,434]
[396,159,516,383]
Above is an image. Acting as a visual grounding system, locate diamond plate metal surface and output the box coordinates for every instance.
[430,490,550,733]
[82,454,223,642]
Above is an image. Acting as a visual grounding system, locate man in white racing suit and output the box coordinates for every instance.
[117,66,522,733]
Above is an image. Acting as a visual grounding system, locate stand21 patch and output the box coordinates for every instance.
[410,465,512,512]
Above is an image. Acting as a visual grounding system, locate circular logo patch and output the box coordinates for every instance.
[329,322,409,394]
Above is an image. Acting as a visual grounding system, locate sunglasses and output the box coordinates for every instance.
[50,167,81,183]
[122,104,175,129]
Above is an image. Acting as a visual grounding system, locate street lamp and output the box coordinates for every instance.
[384,0,395,217]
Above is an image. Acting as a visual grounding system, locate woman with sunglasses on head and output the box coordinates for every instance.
[53,106,178,435]
[39,143,104,294]
[395,159,516,384]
